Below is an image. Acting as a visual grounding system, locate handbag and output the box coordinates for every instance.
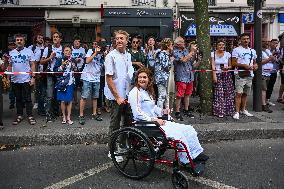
[1,75,10,93]
[238,49,253,78]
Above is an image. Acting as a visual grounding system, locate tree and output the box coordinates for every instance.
[193,0,213,114]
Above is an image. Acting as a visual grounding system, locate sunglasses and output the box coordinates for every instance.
[16,39,24,42]
[132,41,139,44]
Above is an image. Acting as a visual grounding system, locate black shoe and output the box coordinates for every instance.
[46,116,54,123]
[194,153,209,163]
[262,105,273,113]
[175,112,184,121]
[184,110,195,118]
[9,104,15,109]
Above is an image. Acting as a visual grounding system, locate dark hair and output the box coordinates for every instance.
[216,38,225,44]
[14,33,26,40]
[73,35,81,41]
[33,33,44,44]
[52,31,62,39]
[134,67,156,100]
[271,38,278,42]
[239,33,250,38]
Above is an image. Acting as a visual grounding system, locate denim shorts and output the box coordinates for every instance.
[81,80,100,99]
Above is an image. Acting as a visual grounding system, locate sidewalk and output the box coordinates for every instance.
[0,94,283,146]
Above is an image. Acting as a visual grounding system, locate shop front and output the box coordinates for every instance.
[101,8,173,43]
[180,12,241,51]
[0,8,45,52]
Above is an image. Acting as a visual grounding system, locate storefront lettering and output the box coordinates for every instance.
[181,14,240,23]
[108,11,131,15]
[137,10,149,16]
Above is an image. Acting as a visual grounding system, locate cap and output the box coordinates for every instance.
[278,32,284,40]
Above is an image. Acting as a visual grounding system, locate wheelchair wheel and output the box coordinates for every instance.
[172,171,188,189]
[109,127,156,180]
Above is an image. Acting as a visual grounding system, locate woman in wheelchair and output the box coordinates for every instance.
[128,67,209,168]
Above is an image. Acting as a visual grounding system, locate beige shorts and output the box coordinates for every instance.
[261,76,270,91]
[235,76,253,94]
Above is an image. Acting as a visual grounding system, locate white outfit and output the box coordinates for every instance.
[232,46,257,77]
[28,45,45,72]
[211,51,231,73]
[81,49,103,82]
[104,49,134,100]
[128,87,204,164]
[261,49,273,77]
[42,45,63,71]
[71,46,86,69]
[9,47,35,83]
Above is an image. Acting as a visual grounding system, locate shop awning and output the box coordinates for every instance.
[185,24,238,36]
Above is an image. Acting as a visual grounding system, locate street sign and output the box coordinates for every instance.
[173,17,182,29]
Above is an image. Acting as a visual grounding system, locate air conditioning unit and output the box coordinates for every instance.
[72,16,80,26]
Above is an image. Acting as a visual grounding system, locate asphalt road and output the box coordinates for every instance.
[0,138,283,189]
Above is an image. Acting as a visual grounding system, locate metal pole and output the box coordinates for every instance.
[253,0,262,111]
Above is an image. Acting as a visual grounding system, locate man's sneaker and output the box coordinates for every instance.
[108,151,124,163]
[46,116,54,123]
[175,112,184,121]
[233,112,239,120]
[184,110,195,118]
[33,103,38,109]
[267,100,275,106]
[79,116,85,125]
[240,110,253,117]
[262,105,273,113]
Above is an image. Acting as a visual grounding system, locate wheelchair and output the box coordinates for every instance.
[109,118,207,189]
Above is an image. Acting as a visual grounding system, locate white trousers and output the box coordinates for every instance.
[161,121,203,164]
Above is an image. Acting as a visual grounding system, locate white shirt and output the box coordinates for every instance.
[232,46,257,77]
[28,45,45,72]
[42,45,63,71]
[9,47,35,83]
[211,51,231,73]
[71,46,86,69]
[128,87,162,121]
[81,49,102,82]
[262,49,273,77]
[104,49,134,100]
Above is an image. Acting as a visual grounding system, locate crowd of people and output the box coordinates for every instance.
[0,30,284,130]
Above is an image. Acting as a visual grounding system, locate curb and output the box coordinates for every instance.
[1,126,284,146]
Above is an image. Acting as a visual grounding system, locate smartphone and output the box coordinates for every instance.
[220,64,224,69]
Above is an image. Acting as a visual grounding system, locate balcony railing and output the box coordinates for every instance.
[59,0,85,5]
[208,0,216,6]
[132,0,156,7]
[0,0,19,5]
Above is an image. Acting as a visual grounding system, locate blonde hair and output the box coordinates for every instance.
[161,38,173,50]
[174,36,184,44]
[114,30,129,41]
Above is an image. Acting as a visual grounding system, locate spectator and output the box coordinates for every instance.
[9,34,36,125]
[144,36,157,68]
[211,39,235,118]
[231,33,258,120]
[71,35,86,107]
[154,38,173,109]
[266,39,280,106]
[29,34,46,115]
[104,29,134,137]
[55,46,76,125]
[173,37,197,120]
[277,32,284,104]
[40,31,63,122]
[261,40,275,113]
[129,36,146,71]
[0,56,9,129]
[79,40,103,125]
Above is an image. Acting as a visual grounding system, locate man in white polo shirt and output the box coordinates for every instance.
[9,34,36,125]
[232,33,258,120]
[104,30,134,135]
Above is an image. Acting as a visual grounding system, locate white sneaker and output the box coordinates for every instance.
[240,110,253,117]
[267,100,276,106]
[33,103,38,109]
[233,112,239,120]
[108,151,124,163]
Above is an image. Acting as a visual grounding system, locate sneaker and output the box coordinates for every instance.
[233,112,239,120]
[184,110,195,118]
[46,116,54,123]
[9,104,15,109]
[92,114,103,121]
[79,116,85,125]
[267,100,275,106]
[240,110,253,117]
[108,151,124,163]
[33,103,38,109]
[262,105,273,113]
[175,112,184,121]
